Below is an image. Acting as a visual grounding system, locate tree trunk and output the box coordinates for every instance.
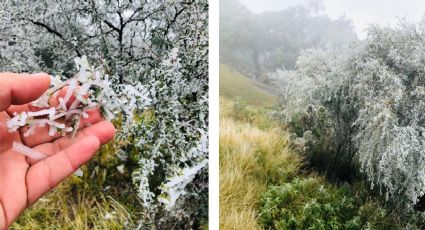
[252,49,261,80]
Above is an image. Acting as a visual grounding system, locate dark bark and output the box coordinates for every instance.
[252,49,261,80]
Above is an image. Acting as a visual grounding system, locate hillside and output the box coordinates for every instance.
[219,63,277,108]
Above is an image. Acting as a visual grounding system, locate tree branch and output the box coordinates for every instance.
[28,20,63,38]
[165,6,186,34]
[27,19,81,56]
[103,20,120,32]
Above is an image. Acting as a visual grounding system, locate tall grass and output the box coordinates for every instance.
[219,98,302,229]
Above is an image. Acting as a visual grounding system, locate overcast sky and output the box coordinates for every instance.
[237,0,425,39]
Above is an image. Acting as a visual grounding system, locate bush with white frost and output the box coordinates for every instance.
[275,19,425,207]
[0,0,208,227]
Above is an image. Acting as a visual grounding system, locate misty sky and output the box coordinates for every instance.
[238,0,425,39]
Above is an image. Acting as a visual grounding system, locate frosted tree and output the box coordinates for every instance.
[276,18,425,207]
[270,48,344,121]
[348,21,425,206]
[272,47,360,181]
[0,0,208,227]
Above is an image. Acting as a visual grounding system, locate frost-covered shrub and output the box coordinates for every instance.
[273,48,359,181]
[0,0,208,227]
[271,48,346,122]
[347,22,425,206]
[275,19,425,207]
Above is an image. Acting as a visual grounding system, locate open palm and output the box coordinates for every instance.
[0,73,115,229]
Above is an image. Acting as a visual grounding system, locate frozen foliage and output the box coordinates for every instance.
[7,56,148,138]
[0,0,208,227]
[12,141,84,177]
[273,48,360,182]
[12,142,48,161]
[275,19,425,206]
[350,22,425,205]
[270,48,346,122]
[159,159,208,208]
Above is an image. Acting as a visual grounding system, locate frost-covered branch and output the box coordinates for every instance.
[7,56,150,139]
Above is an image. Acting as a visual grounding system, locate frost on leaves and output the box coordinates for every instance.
[275,20,425,207]
[0,0,208,227]
[7,56,144,138]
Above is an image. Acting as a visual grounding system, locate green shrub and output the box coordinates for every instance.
[259,178,413,230]
[230,98,278,130]
[231,98,254,122]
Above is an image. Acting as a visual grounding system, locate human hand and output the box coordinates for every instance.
[0,73,115,230]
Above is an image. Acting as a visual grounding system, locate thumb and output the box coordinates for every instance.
[0,73,51,111]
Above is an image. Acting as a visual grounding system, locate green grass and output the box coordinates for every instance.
[11,180,136,230]
[220,63,277,108]
[259,178,410,230]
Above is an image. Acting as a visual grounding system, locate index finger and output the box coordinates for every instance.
[26,135,100,204]
[0,73,51,111]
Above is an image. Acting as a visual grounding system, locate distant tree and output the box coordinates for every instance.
[219,0,357,81]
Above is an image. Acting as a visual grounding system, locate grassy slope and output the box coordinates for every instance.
[219,98,301,229]
[220,67,295,229]
[220,63,277,108]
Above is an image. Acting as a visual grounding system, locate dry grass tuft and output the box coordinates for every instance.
[219,101,302,229]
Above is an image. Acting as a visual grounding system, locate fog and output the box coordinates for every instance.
[239,0,425,39]
[220,0,356,81]
[220,0,425,84]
